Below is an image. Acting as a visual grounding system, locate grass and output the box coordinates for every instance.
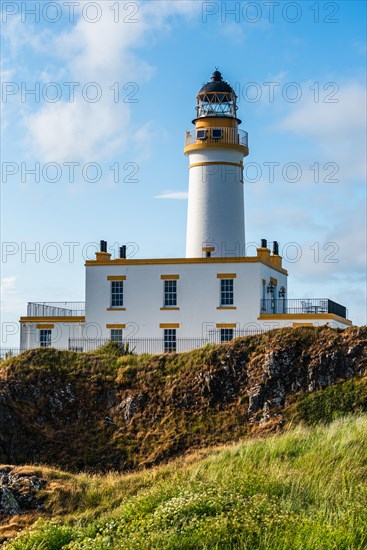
[4,414,367,549]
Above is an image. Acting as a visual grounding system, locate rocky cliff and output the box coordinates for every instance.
[0,326,366,473]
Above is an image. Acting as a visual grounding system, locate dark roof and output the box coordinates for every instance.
[198,70,235,95]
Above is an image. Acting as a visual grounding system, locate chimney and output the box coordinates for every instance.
[273,241,279,255]
[261,238,267,249]
[100,240,107,253]
[119,245,127,259]
[95,240,111,262]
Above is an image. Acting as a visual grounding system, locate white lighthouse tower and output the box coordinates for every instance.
[184,70,249,258]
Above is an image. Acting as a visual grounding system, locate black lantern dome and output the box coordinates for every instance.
[195,70,240,121]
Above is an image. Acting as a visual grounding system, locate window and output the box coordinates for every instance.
[220,328,233,343]
[220,279,234,306]
[111,329,123,344]
[164,280,177,307]
[111,280,123,307]
[39,329,52,348]
[164,329,176,353]
[212,128,223,139]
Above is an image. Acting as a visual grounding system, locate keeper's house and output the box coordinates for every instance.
[20,71,352,354]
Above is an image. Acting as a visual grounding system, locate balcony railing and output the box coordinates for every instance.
[185,127,248,148]
[27,302,85,317]
[261,299,347,318]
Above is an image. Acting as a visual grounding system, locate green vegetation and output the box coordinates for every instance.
[290,377,367,425]
[4,414,367,549]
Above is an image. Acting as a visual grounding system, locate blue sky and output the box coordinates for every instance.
[1,0,366,347]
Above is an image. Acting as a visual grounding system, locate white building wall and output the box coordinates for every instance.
[20,322,84,351]
[85,260,288,339]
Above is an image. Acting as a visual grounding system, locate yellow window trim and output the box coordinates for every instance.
[160,307,180,310]
[217,273,237,279]
[217,306,237,310]
[160,275,180,280]
[216,323,236,329]
[107,275,126,281]
[202,246,215,252]
[107,308,126,311]
[36,324,55,329]
[106,324,126,329]
[160,323,180,329]
[270,276,278,285]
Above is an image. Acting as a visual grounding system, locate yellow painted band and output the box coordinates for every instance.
[194,117,237,129]
[160,307,180,310]
[217,307,237,310]
[189,161,242,169]
[20,316,85,323]
[202,247,215,252]
[85,257,288,276]
[293,323,313,327]
[107,308,126,311]
[216,323,236,328]
[36,323,55,329]
[217,273,237,278]
[160,323,180,329]
[106,324,126,329]
[184,143,249,156]
[107,275,126,281]
[160,275,180,280]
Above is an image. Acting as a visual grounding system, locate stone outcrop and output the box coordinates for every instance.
[0,327,366,472]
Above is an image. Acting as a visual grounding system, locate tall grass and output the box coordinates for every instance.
[5,414,367,549]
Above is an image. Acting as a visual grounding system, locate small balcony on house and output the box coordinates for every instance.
[260,299,348,319]
[27,302,85,317]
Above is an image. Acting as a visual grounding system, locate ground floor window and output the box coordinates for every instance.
[164,329,176,353]
[39,329,52,348]
[220,328,234,343]
[110,329,123,344]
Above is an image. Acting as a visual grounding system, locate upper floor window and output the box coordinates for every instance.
[111,281,123,307]
[40,329,52,348]
[164,280,177,307]
[220,279,234,306]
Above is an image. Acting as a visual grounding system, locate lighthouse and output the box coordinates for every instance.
[184,70,249,258]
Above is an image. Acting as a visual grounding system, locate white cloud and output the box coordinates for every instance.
[1,276,24,314]
[7,1,200,163]
[154,191,188,200]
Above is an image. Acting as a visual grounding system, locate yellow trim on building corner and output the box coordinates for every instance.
[160,274,180,280]
[107,308,126,311]
[217,273,237,279]
[160,323,180,329]
[216,323,236,329]
[107,275,126,281]
[258,313,352,326]
[20,316,85,323]
[36,323,55,329]
[106,324,126,329]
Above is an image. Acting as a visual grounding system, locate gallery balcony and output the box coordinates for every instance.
[185,127,248,148]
